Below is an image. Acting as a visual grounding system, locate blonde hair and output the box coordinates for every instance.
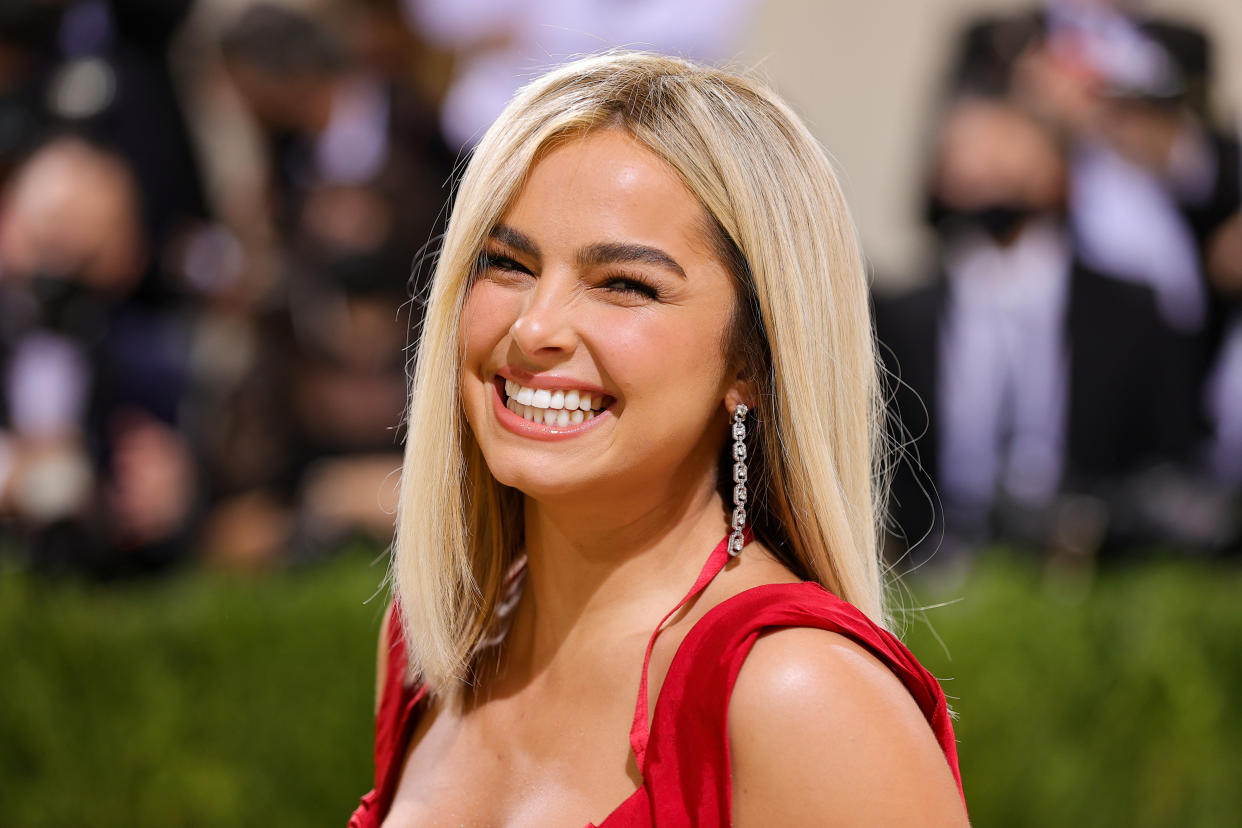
[392,51,889,697]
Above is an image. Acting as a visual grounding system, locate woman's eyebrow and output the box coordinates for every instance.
[488,225,540,258]
[576,242,687,278]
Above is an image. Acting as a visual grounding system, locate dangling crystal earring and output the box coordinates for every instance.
[728,403,749,558]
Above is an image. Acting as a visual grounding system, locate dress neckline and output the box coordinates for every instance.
[394,528,815,828]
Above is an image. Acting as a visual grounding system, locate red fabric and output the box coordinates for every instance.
[347,594,429,827]
[348,535,965,826]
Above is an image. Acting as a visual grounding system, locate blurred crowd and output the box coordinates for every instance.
[875,0,1242,567]
[0,0,1235,580]
[0,0,755,577]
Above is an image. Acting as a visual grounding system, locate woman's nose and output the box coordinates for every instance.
[509,273,579,357]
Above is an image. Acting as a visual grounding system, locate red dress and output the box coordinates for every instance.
[348,533,965,826]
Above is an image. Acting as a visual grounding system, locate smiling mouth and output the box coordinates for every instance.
[497,377,615,427]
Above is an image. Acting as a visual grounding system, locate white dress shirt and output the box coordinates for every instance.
[938,220,1072,528]
[1071,141,1205,332]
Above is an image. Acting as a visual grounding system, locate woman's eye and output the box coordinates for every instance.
[476,252,530,275]
[600,276,660,300]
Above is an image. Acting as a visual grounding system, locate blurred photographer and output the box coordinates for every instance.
[191,6,454,567]
[0,137,199,575]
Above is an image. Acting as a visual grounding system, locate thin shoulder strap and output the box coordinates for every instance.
[640,582,964,826]
[628,528,752,774]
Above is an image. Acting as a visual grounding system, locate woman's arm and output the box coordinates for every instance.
[374,603,393,716]
[729,627,969,826]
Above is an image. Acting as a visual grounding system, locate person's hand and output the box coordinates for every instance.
[0,433,94,522]
[300,453,401,539]
[106,410,196,548]
[1099,100,1186,173]
[1013,44,1102,139]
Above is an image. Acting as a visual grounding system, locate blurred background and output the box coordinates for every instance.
[0,0,1238,824]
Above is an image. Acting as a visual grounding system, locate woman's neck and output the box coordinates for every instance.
[501,470,731,687]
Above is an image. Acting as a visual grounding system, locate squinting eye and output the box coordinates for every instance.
[475,252,530,275]
[601,276,660,300]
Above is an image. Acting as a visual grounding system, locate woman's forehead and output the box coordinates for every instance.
[498,129,715,262]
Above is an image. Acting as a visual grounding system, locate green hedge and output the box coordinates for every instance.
[900,554,1242,827]
[2,549,1239,826]
[0,548,387,827]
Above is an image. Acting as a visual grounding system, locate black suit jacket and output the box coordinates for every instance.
[940,9,1240,399]
[873,260,1198,556]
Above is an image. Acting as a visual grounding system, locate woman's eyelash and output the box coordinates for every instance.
[476,251,529,274]
[600,275,661,300]
[475,251,660,300]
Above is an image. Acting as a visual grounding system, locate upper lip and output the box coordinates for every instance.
[496,367,612,397]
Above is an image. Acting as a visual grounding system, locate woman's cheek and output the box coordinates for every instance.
[612,308,724,381]
[460,282,520,357]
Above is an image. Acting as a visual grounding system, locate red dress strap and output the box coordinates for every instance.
[638,581,966,826]
[628,528,751,773]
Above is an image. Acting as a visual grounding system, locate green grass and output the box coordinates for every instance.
[2,547,1240,826]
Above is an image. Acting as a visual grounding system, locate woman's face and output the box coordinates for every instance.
[459,128,741,505]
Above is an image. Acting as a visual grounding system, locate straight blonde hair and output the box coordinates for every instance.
[391,51,890,698]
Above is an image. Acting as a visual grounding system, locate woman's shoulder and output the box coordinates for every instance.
[715,589,968,825]
[641,573,967,823]
[729,620,943,752]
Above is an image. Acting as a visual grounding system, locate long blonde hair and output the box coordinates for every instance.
[392,51,889,697]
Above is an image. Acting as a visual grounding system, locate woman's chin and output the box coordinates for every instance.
[490,467,605,504]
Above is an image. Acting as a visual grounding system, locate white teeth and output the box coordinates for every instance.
[501,379,606,414]
[503,391,597,427]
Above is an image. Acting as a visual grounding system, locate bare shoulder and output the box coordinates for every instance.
[729,626,968,827]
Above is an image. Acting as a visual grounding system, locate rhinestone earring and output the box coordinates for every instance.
[728,403,749,558]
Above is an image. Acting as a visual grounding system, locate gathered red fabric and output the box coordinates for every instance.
[348,533,965,826]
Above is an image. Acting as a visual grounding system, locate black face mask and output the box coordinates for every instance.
[961,204,1033,242]
[927,198,1037,245]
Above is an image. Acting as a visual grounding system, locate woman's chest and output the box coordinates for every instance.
[381,676,647,827]
[377,572,771,827]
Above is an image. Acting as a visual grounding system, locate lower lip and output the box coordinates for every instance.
[490,380,613,442]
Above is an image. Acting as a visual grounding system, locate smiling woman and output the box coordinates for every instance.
[349,52,968,827]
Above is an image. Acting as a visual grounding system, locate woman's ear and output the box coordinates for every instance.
[725,378,757,416]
